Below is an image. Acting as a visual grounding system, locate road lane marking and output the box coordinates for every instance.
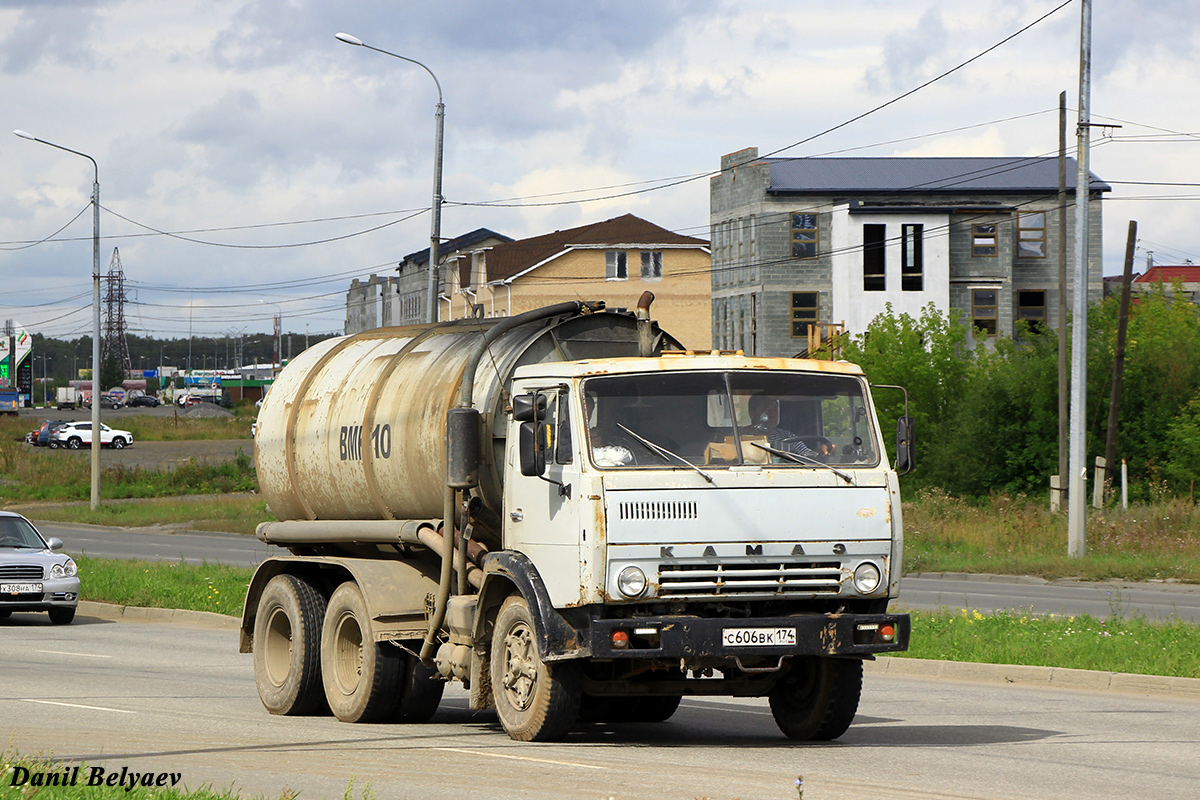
[22,699,135,714]
[434,747,606,770]
[37,650,112,659]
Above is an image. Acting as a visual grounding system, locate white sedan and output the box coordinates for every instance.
[49,421,135,450]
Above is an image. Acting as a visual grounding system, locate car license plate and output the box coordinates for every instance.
[1,583,42,594]
[722,627,796,647]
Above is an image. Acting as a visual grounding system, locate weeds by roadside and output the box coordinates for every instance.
[897,608,1200,679]
[903,488,1200,582]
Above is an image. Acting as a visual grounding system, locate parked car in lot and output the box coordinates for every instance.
[49,421,134,450]
[0,511,79,625]
[127,394,161,407]
[27,420,71,448]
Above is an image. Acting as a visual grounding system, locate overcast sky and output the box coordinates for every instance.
[3,0,1197,343]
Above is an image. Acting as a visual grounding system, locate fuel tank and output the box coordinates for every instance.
[255,307,679,523]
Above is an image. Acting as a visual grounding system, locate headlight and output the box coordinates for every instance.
[853,562,882,594]
[51,559,78,579]
[616,566,647,598]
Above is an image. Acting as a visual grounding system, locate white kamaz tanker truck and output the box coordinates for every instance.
[243,298,912,741]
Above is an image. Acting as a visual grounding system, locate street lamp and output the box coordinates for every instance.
[15,129,103,509]
[336,32,443,325]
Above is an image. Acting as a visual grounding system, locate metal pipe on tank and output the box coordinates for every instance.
[422,300,601,663]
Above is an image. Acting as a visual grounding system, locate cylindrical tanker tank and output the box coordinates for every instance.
[254,305,680,527]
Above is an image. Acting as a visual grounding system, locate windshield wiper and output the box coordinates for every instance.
[617,424,716,485]
[750,442,855,485]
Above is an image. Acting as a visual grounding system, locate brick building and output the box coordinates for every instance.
[710,148,1109,355]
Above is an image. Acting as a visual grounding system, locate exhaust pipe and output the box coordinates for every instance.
[636,291,655,357]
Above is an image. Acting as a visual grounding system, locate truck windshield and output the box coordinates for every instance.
[582,371,879,470]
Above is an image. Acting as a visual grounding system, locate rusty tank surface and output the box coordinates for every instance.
[254,305,681,526]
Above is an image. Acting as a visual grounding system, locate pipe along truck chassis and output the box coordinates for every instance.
[242,298,912,741]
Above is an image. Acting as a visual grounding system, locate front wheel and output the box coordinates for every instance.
[111,437,126,449]
[769,657,862,741]
[67,437,82,450]
[253,574,328,715]
[320,581,403,723]
[490,595,581,741]
[48,607,76,625]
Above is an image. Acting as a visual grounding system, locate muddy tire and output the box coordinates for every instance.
[769,657,862,741]
[321,581,403,723]
[394,650,445,723]
[490,595,581,741]
[48,607,76,625]
[253,574,328,716]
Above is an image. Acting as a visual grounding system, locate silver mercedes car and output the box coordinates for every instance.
[0,511,80,625]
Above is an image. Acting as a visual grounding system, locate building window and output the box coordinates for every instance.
[605,250,627,280]
[972,289,998,336]
[1017,212,1046,258]
[972,224,998,257]
[901,224,923,291]
[791,292,819,337]
[791,213,818,259]
[1017,290,1047,333]
[863,224,886,291]
[640,251,662,280]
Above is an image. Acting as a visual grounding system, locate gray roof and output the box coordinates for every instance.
[767,156,1110,194]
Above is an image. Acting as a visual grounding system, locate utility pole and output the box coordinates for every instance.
[1057,91,1069,504]
[1067,0,1092,558]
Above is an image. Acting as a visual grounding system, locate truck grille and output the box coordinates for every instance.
[618,500,698,521]
[0,565,44,580]
[658,560,842,598]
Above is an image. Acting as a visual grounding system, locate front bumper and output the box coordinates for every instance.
[587,611,909,659]
[0,577,80,613]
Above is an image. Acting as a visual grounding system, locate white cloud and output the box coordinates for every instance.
[2,0,1199,339]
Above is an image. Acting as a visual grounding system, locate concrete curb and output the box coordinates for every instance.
[77,600,239,630]
[75,601,1200,700]
[867,656,1200,700]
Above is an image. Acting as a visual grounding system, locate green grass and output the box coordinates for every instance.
[903,488,1200,582]
[1,749,374,800]
[0,448,259,504]
[77,555,252,617]
[26,495,273,535]
[116,413,254,442]
[897,608,1200,680]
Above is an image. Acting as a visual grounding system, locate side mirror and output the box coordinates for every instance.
[895,417,915,474]
[519,421,547,477]
[513,393,547,422]
[46,537,64,551]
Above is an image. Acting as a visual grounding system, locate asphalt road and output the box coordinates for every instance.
[1,616,1196,800]
[31,520,1200,622]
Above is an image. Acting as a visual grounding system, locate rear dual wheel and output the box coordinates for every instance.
[253,574,328,716]
[321,581,443,724]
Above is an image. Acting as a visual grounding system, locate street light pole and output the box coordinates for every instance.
[336,32,443,325]
[15,129,103,509]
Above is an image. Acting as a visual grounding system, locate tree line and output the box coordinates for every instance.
[844,284,1200,502]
